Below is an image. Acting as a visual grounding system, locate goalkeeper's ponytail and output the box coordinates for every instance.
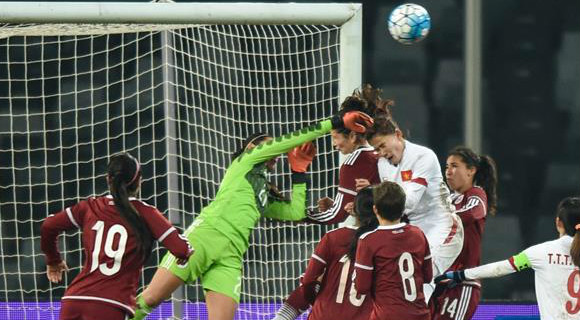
[231,132,270,161]
[108,153,153,263]
[556,197,580,266]
[347,187,378,261]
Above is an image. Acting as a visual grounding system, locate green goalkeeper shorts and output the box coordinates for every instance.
[160,218,243,303]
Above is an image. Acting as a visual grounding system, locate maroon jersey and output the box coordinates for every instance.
[308,147,379,224]
[41,195,192,315]
[448,186,487,271]
[354,223,432,320]
[430,284,481,320]
[301,226,372,320]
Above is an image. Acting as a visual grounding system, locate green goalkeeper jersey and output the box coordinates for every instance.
[197,119,333,255]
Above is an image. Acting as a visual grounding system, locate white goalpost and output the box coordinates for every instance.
[0,2,361,319]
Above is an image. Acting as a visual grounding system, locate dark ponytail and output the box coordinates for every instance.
[448,146,498,215]
[347,187,378,260]
[355,83,395,119]
[556,197,580,266]
[231,132,270,161]
[476,155,498,215]
[107,153,153,263]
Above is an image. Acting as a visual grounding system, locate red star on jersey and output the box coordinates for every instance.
[401,170,413,181]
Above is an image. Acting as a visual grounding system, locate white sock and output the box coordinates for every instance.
[271,302,300,320]
[423,281,435,302]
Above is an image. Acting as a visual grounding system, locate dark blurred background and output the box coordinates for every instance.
[363,0,580,300]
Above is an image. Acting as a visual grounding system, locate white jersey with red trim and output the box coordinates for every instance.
[377,140,456,246]
[522,236,579,319]
[465,236,579,320]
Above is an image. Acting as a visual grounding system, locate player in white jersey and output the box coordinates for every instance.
[359,101,463,301]
[374,139,458,250]
[437,197,580,320]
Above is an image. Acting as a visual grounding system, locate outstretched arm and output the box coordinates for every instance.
[435,251,529,285]
[466,251,529,279]
[236,112,373,167]
[236,121,332,166]
[465,260,518,279]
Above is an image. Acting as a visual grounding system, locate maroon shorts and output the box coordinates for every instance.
[430,283,481,320]
[60,299,129,320]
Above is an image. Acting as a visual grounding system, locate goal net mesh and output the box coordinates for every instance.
[0,23,342,319]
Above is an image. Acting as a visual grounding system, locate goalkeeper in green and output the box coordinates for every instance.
[131,111,373,320]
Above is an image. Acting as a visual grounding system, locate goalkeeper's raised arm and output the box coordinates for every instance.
[131,111,373,320]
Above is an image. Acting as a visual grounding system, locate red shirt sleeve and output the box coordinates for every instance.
[136,201,193,260]
[284,284,314,311]
[302,233,332,286]
[307,151,379,225]
[422,233,433,283]
[353,236,374,295]
[40,202,85,265]
[456,188,487,226]
[307,166,354,224]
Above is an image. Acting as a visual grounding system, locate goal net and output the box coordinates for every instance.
[0,2,361,319]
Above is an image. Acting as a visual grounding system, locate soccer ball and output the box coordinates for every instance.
[387,3,431,45]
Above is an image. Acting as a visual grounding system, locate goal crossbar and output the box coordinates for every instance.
[0,1,362,101]
[0,2,361,25]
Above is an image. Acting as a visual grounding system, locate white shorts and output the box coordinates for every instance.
[423,213,464,302]
[426,213,464,277]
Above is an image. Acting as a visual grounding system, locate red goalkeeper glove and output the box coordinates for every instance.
[331,111,374,133]
[288,142,316,173]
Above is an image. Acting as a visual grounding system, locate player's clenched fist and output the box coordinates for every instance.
[317,197,334,212]
[288,142,316,173]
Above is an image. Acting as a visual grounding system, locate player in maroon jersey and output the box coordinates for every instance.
[41,153,193,320]
[354,180,432,320]
[271,90,382,320]
[273,187,377,320]
[429,146,498,320]
[307,92,381,224]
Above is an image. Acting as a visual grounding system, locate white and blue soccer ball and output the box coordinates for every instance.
[387,3,431,45]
